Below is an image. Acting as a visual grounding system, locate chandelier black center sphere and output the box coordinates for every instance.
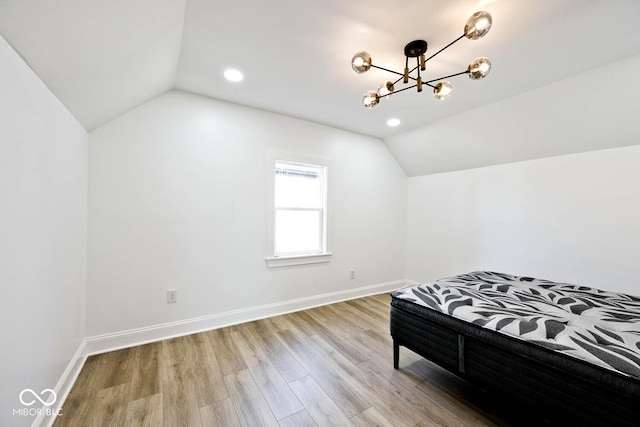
[351,11,493,108]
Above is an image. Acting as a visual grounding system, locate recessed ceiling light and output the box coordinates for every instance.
[387,118,401,127]
[224,69,244,82]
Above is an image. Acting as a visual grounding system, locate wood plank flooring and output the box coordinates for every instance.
[55,294,535,426]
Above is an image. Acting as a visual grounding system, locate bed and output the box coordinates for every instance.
[390,271,640,426]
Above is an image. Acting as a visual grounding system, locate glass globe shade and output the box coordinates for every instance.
[464,11,492,40]
[433,81,453,100]
[377,81,395,98]
[468,57,492,80]
[362,90,379,108]
[352,51,372,74]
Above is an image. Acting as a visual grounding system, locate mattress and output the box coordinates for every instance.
[393,271,640,379]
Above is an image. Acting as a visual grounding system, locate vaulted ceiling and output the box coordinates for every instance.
[1,1,640,142]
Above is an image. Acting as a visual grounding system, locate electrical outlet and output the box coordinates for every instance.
[167,289,177,304]
[350,269,356,280]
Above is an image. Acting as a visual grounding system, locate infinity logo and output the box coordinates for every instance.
[19,389,57,407]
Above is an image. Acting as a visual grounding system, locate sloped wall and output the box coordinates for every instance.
[0,35,87,426]
[386,54,640,177]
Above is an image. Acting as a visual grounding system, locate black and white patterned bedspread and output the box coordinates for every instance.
[393,271,640,379]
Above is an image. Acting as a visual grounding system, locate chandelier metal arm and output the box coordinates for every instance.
[404,64,420,77]
[370,64,405,78]
[370,64,421,84]
[385,81,437,97]
[424,34,466,63]
[424,70,469,84]
[384,84,417,96]
[392,84,418,94]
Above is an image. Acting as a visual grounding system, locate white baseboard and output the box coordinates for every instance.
[37,340,87,427]
[86,279,409,356]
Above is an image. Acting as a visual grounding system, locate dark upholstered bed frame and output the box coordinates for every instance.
[390,296,640,426]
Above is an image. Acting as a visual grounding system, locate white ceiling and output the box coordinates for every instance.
[1,1,640,160]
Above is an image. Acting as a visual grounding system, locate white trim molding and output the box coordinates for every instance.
[85,279,408,356]
[39,340,87,427]
[265,252,332,268]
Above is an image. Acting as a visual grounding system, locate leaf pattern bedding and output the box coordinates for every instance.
[393,271,640,379]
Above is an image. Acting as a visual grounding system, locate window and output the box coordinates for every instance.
[266,158,331,267]
[275,160,326,255]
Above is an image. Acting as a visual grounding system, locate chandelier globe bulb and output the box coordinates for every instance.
[433,81,453,100]
[468,57,492,80]
[464,11,492,40]
[362,90,380,108]
[352,52,372,73]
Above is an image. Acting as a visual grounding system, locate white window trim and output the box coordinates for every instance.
[265,252,333,268]
[265,152,332,268]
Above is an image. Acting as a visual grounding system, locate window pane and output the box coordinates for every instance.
[275,209,322,255]
[275,162,324,209]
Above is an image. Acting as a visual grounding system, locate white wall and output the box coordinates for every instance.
[0,35,87,426]
[87,90,407,338]
[407,145,640,295]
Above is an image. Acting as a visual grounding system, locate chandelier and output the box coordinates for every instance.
[351,11,493,108]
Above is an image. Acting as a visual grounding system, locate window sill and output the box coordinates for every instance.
[265,252,332,268]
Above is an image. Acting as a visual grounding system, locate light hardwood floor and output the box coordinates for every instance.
[55,294,534,426]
